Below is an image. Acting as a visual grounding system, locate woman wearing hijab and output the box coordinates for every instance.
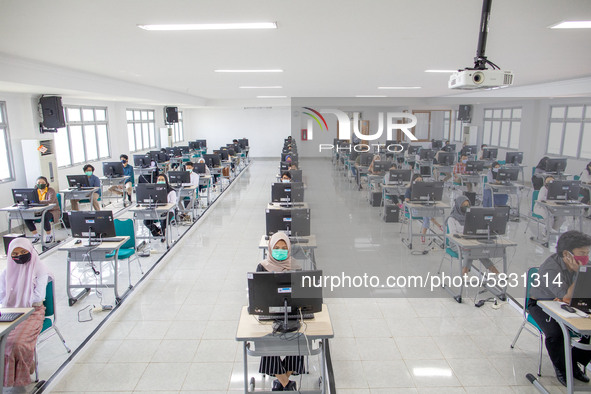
[532,156,549,190]
[405,174,444,242]
[256,232,303,391]
[0,238,51,388]
[143,174,177,241]
[447,196,501,276]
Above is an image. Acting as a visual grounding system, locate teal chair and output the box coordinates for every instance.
[438,223,460,273]
[56,193,66,229]
[106,219,143,288]
[510,267,543,377]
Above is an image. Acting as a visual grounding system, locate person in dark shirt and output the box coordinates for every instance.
[528,230,591,387]
[70,164,101,211]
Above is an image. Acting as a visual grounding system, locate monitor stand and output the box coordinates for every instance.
[274,299,300,333]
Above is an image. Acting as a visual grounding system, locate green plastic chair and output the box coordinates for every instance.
[106,219,143,288]
[438,223,459,276]
[510,267,544,377]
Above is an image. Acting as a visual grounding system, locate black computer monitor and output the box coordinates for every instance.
[431,140,443,150]
[283,170,302,183]
[407,145,420,155]
[385,139,398,148]
[465,161,485,174]
[195,163,207,174]
[359,152,373,166]
[133,154,151,168]
[189,141,200,150]
[437,152,455,166]
[461,145,478,156]
[167,171,191,186]
[149,151,168,163]
[570,267,591,313]
[102,162,124,178]
[67,175,90,189]
[410,181,444,202]
[271,182,304,203]
[463,206,510,239]
[372,161,391,173]
[265,208,310,237]
[12,188,39,206]
[203,154,221,167]
[69,210,116,244]
[135,183,168,205]
[239,138,249,148]
[387,169,412,183]
[419,165,432,177]
[178,146,190,154]
[196,139,207,149]
[213,150,229,161]
[545,158,568,174]
[496,167,519,183]
[482,148,498,160]
[280,161,290,171]
[226,148,236,156]
[399,142,410,152]
[505,151,523,165]
[546,180,581,201]
[419,149,435,161]
[443,144,456,152]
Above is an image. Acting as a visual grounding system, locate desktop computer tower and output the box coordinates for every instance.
[370,192,382,207]
[383,203,400,223]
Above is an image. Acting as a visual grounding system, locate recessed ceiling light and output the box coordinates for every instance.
[425,70,457,73]
[137,22,277,31]
[550,21,591,29]
[215,69,283,73]
[378,86,421,90]
[355,95,387,98]
[240,86,283,89]
[257,96,287,98]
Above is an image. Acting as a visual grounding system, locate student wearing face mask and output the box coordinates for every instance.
[0,238,51,388]
[184,162,200,187]
[453,154,474,192]
[280,172,292,183]
[483,161,509,207]
[108,154,134,207]
[447,196,500,276]
[256,232,303,391]
[405,174,444,243]
[534,176,566,233]
[143,174,177,242]
[24,176,60,244]
[70,164,102,211]
[528,231,591,387]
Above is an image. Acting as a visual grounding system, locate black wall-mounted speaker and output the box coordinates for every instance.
[457,105,472,122]
[165,107,179,124]
[40,96,66,129]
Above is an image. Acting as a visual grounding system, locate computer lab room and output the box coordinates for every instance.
[0,0,590,393]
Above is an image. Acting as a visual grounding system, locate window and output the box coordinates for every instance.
[56,106,110,167]
[453,111,463,142]
[0,102,14,182]
[546,105,591,159]
[443,111,451,140]
[172,111,184,143]
[482,107,521,149]
[126,109,156,152]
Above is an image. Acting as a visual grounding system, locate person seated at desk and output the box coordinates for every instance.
[367,154,383,175]
[195,158,211,192]
[453,154,474,192]
[446,196,500,276]
[532,156,549,190]
[288,163,298,171]
[24,176,60,244]
[256,232,303,391]
[280,172,291,183]
[0,238,50,388]
[579,162,591,217]
[483,161,509,207]
[434,150,452,182]
[528,230,591,387]
[108,154,134,207]
[70,164,101,211]
[405,174,444,243]
[143,174,177,243]
[232,139,242,153]
[534,176,566,233]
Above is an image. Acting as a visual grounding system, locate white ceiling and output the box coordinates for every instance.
[0,0,590,103]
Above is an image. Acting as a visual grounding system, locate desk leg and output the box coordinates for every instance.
[320,340,327,394]
[40,210,48,248]
[66,254,91,306]
[114,251,121,304]
[559,322,575,394]
[243,342,248,394]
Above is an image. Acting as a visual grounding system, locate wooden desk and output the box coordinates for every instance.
[0,204,56,248]
[402,201,449,250]
[99,176,126,207]
[59,187,100,211]
[129,203,176,248]
[0,308,34,394]
[535,201,587,247]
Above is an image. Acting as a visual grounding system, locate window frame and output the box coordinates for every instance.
[172,111,184,143]
[126,109,156,153]
[0,102,15,183]
[482,107,521,150]
[546,104,591,159]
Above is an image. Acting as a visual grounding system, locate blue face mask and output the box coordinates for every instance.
[271,249,288,261]
[157,181,166,184]
[462,159,468,164]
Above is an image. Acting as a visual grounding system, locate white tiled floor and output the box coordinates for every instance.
[41,157,591,393]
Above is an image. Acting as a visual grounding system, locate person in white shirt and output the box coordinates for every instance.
[534,176,566,232]
[184,161,200,187]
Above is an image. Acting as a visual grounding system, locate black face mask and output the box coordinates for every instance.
[37,184,47,190]
[12,252,31,264]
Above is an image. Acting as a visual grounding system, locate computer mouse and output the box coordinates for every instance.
[561,304,576,313]
[75,239,82,245]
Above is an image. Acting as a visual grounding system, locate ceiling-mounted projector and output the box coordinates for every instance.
[449,69,514,90]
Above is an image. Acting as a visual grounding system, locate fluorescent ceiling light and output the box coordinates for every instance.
[550,21,591,29]
[355,95,387,98]
[378,86,421,90]
[425,69,457,73]
[215,69,283,73]
[240,86,283,89]
[257,96,287,98]
[137,22,277,31]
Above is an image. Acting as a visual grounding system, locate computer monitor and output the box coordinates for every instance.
[203,154,221,167]
[407,145,420,155]
[463,206,510,239]
[271,182,304,203]
[247,270,323,331]
[12,188,39,206]
[67,175,90,189]
[167,171,191,186]
[196,139,207,149]
[69,210,116,244]
[387,169,412,184]
[178,146,190,154]
[102,162,124,178]
[188,141,200,151]
[431,140,443,150]
[410,181,444,202]
[265,208,310,237]
[496,167,519,183]
[505,151,523,165]
[443,144,456,152]
[135,183,168,205]
[359,152,373,166]
[149,151,168,163]
[419,165,432,177]
[437,152,455,166]
[226,148,236,156]
[372,161,391,173]
[546,180,581,201]
[283,170,302,183]
[545,158,568,174]
[133,154,151,168]
[195,163,207,174]
[399,142,410,152]
[461,145,478,156]
[213,150,229,161]
[280,161,290,171]
[385,139,398,148]
[419,149,435,161]
[482,148,498,160]
[239,138,249,148]
[570,267,591,314]
[465,161,485,174]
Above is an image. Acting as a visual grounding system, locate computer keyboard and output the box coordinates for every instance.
[290,238,309,244]
[101,237,125,243]
[257,313,315,321]
[0,312,24,322]
[553,201,580,205]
